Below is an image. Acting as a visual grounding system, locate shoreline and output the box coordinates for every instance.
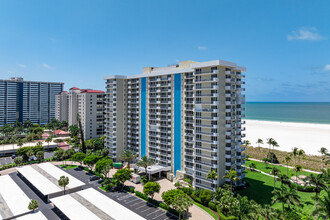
[243,119,330,156]
[244,118,330,126]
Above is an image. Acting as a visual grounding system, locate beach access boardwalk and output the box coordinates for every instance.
[0,175,47,220]
[51,187,146,220]
[16,162,85,202]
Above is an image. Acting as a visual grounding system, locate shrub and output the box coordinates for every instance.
[199,189,213,206]
[135,191,148,200]
[182,186,194,195]
[208,201,217,211]
[130,187,135,193]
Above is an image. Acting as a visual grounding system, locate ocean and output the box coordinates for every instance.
[244,102,330,124]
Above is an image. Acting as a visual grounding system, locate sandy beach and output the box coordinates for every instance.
[244,119,330,156]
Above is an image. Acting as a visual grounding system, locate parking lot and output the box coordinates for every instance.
[61,166,178,220]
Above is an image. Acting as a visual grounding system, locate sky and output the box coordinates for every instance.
[0,0,330,102]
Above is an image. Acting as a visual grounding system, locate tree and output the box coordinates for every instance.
[112,168,132,187]
[136,156,155,180]
[297,149,305,165]
[45,136,53,148]
[58,176,69,195]
[10,135,17,150]
[143,182,160,199]
[270,167,280,190]
[24,120,33,129]
[292,147,299,167]
[72,152,86,166]
[172,194,193,220]
[36,151,44,160]
[320,147,329,170]
[26,149,34,161]
[162,189,185,207]
[272,186,300,215]
[277,174,291,188]
[120,150,137,168]
[248,163,257,171]
[207,169,218,200]
[245,140,251,147]
[305,174,328,210]
[28,200,38,211]
[267,138,274,153]
[54,148,65,161]
[312,190,330,219]
[17,138,24,149]
[14,157,23,167]
[77,114,86,153]
[294,165,302,191]
[83,154,100,171]
[69,125,80,138]
[95,158,113,178]
[285,155,291,176]
[256,138,263,147]
[223,169,238,192]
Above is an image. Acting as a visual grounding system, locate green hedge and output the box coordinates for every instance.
[0,158,53,171]
[218,211,238,220]
[290,183,315,192]
[208,201,217,211]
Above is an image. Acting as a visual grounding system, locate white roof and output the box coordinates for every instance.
[16,211,48,220]
[37,163,84,189]
[50,194,102,220]
[0,175,31,219]
[78,188,146,220]
[16,163,84,195]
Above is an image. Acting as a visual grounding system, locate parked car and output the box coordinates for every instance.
[97,179,104,184]
[11,154,16,159]
[90,175,100,181]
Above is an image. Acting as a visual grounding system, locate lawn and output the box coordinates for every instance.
[245,159,315,178]
[60,165,78,170]
[238,170,326,215]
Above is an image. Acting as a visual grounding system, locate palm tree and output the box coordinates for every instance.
[320,147,329,170]
[245,140,251,147]
[292,147,299,167]
[277,174,291,188]
[272,186,300,215]
[45,136,53,149]
[171,194,193,220]
[223,169,238,192]
[249,163,257,171]
[266,138,274,153]
[136,156,155,180]
[24,120,33,129]
[17,138,24,148]
[10,135,17,150]
[207,169,218,199]
[58,176,69,195]
[297,149,305,165]
[312,190,330,219]
[270,167,280,190]
[256,138,263,147]
[294,165,302,191]
[305,174,328,210]
[120,150,137,169]
[285,155,291,176]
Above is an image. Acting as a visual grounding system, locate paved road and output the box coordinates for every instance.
[0,151,54,165]
[61,166,178,220]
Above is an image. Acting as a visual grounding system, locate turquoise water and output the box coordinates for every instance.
[244,102,330,124]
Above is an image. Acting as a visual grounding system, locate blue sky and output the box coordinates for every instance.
[0,0,329,102]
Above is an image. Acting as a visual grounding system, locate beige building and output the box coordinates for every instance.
[104,60,246,191]
[55,87,105,140]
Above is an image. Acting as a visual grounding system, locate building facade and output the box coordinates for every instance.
[55,87,106,140]
[104,60,246,190]
[0,77,63,126]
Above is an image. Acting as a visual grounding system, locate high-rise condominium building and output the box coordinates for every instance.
[55,87,105,140]
[104,60,246,190]
[0,77,63,126]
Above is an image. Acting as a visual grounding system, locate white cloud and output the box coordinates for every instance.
[324,64,330,71]
[198,46,208,50]
[43,63,53,69]
[287,27,325,41]
[18,64,27,68]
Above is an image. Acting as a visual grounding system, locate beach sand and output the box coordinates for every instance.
[244,119,330,156]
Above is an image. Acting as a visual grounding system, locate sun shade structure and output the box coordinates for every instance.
[0,175,47,220]
[50,188,146,220]
[16,163,85,202]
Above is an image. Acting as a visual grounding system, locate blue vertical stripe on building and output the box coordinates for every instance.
[174,73,182,175]
[140,77,147,157]
[18,82,24,123]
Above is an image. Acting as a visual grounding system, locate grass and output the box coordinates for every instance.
[245,159,314,177]
[60,165,78,170]
[246,146,327,171]
[99,186,107,192]
[238,170,326,215]
[190,199,218,220]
